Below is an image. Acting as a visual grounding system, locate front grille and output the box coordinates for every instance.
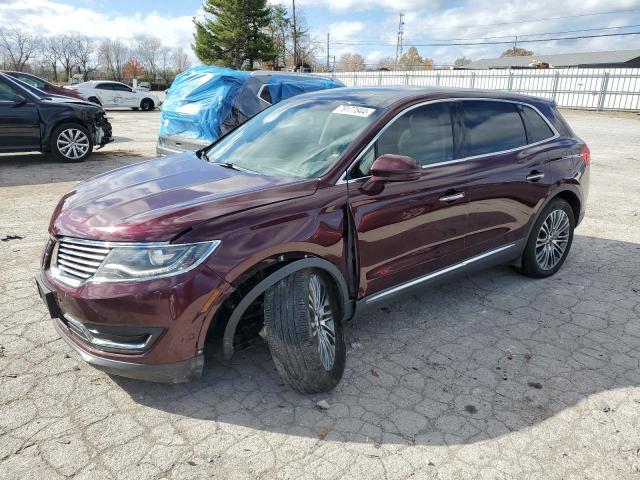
[53,239,111,282]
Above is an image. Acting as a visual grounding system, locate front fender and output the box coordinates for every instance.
[215,257,352,359]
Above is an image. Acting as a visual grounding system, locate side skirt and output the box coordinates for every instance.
[354,240,525,317]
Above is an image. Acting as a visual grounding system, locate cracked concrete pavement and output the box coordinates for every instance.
[1,109,639,479]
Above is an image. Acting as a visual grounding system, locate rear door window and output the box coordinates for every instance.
[96,83,114,90]
[518,105,555,143]
[462,100,527,157]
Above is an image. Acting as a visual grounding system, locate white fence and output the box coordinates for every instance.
[321,68,640,111]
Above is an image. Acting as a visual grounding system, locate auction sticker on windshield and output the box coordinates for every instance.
[332,105,376,117]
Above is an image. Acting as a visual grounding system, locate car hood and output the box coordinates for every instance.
[50,153,319,242]
[42,96,98,107]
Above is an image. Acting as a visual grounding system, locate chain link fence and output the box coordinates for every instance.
[319,68,640,111]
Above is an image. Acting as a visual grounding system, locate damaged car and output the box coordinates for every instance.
[157,65,343,154]
[36,87,589,393]
[0,72,112,162]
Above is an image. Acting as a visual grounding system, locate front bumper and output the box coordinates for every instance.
[94,115,114,149]
[52,316,203,383]
[35,263,228,383]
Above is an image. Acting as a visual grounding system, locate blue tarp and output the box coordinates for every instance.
[159,66,343,143]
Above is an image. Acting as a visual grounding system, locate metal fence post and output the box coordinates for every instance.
[597,72,610,111]
[405,72,409,85]
[551,71,560,101]
[507,70,513,91]
[470,72,475,89]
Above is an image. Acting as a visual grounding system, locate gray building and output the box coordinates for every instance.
[461,49,640,69]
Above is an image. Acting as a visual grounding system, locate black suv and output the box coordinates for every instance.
[0,73,112,162]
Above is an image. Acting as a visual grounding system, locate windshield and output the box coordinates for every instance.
[206,99,382,179]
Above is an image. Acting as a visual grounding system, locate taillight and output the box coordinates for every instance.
[580,145,591,166]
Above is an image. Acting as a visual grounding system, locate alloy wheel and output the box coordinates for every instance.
[57,128,89,160]
[308,273,336,371]
[535,209,570,270]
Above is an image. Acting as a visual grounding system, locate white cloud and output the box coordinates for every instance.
[272,0,440,13]
[0,0,197,54]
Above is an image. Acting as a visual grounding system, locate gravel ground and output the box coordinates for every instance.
[0,109,639,480]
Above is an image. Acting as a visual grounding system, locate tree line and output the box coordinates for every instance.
[0,27,191,86]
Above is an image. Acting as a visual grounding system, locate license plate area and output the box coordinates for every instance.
[35,273,62,319]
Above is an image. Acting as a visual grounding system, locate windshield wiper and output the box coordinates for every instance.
[218,162,241,171]
[198,150,211,162]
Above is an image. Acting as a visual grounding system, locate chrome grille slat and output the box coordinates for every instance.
[57,253,102,267]
[58,264,92,279]
[58,247,106,261]
[53,239,112,283]
[57,258,98,273]
[60,243,111,255]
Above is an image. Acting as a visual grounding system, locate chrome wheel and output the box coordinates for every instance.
[57,128,89,160]
[535,209,570,270]
[308,273,335,371]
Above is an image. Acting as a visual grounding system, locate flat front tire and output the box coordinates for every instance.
[263,269,346,393]
[50,123,93,162]
[519,198,575,278]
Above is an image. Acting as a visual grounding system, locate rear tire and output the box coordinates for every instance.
[50,123,93,163]
[263,269,346,393]
[519,198,575,278]
[88,96,101,106]
[140,99,154,111]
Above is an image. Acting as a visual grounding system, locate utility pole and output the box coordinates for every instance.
[513,35,518,53]
[292,0,298,71]
[326,32,330,72]
[394,13,405,70]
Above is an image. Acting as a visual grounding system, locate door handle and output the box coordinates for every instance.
[526,171,545,182]
[439,192,465,203]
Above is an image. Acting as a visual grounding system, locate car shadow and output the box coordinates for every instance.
[112,234,640,446]
[0,151,147,188]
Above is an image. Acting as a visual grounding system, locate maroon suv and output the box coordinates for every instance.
[36,87,590,393]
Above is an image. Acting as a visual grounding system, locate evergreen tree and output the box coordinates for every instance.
[193,0,276,69]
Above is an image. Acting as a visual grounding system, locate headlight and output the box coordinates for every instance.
[93,241,220,282]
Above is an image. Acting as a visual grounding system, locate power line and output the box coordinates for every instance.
[331,30,640,48]
[328,7,640,41]
[331,23,640,44]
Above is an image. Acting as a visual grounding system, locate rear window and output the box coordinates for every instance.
[462,100,527,157]
[519,105,555,143]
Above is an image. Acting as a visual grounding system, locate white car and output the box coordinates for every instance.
[68,81,161,111]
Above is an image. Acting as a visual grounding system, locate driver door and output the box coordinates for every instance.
[113,83,137,107]
[346,101,471,298]
[0,77,40,151]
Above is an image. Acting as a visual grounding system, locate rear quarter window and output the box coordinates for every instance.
[462,100,527,157]
[518,105,555,143]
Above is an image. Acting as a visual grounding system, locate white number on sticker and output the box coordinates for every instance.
[332,105,376,117]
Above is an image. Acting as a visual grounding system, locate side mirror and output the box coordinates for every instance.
[360,154,421,194]
[12,94,26,107]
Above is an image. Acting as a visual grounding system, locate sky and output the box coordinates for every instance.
[2,0,640,66]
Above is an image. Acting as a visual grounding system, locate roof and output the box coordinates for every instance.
[462,49,640,69]
[292,86,553,109]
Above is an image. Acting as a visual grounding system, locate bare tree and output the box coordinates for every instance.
[170,47,190,73]
[0,28,40,71]
[133,34,161,80]
[453,56,472,67]
[73,36,98,80]
[98,38,129,81]
[337,52,365,72]
[42,37,61,81]
[51,35,78,82]
[376,57,396,70]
